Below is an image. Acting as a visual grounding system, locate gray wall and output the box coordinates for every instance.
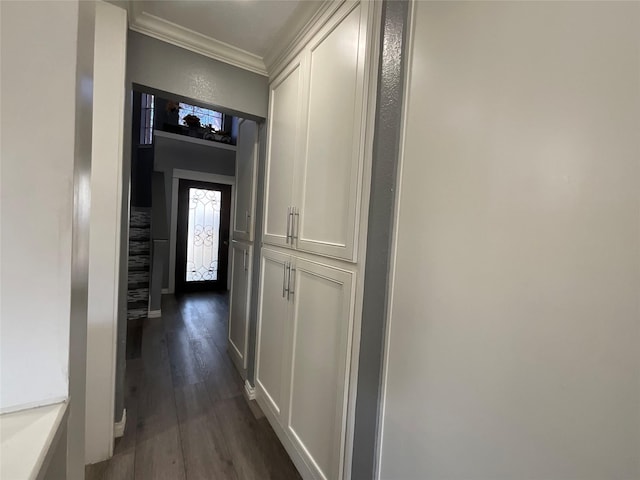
[153,134,236,288]
[127,31,269,119]
[149,172,169,312]
[351,1,409,478]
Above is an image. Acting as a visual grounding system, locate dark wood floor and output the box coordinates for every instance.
[86,292,301,480]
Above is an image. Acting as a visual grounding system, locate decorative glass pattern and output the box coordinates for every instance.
[186,188,221,282]
[179,103,223,130]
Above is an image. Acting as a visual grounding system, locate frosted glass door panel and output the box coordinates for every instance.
[186,187,221,282]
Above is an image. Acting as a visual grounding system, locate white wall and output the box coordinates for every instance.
[0,2,95,479]
[85,1,127,465]
[380,2,640,479]
[0,0,91,412]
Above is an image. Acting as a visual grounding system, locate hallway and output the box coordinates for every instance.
[86,293,301,480]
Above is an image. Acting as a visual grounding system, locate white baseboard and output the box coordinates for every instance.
[114,409,126,438]
[147,309,161,318]
[244,380,256,401]
[161,288,169,294]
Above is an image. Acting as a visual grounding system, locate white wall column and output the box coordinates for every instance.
[85,0,128,465]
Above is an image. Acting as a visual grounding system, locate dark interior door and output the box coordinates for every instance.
[176,179,232,293]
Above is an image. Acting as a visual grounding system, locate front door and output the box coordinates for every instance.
[176,179,231,292]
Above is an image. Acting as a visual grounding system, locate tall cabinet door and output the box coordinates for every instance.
[296,3,369,261]
[263,58,305,248]
[287,259,354,480]
[255,248,293,420]
[233,119,257,242]
[228,241,251,372]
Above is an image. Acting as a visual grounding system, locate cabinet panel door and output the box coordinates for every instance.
[255,249,292,419]
[228,242,251,371]
[297,4,367,261]
[263,59,304,248]
[233,120,257,241]
[287,259,354,480]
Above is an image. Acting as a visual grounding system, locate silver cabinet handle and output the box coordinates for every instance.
[286,206,291,243]
[292,207,300,242]
[246,211,251,233]
[282,261,288,298]
[288,267,296,300]
[243,250,247,272]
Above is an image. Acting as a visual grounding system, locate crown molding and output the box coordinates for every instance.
[129,9,268,77]
[264,0,352,80]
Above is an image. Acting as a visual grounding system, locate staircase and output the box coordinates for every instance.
[127,208,151,320]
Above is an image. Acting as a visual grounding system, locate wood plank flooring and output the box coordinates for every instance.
[86,292,301,480]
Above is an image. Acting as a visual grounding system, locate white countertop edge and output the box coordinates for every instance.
[0,399,69,480]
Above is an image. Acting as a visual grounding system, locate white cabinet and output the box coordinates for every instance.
[257,1,377,477]
[263,57,306,248]
[255,248,292,416]
[263,1,373,261]
[286,258,354,480]
[255,248,355,480]
[228,241,252,373]
[296,3,368,261]
[233,119,258,242]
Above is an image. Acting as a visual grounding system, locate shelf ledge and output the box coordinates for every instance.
[0,400,69,480]
[154,130,237,152]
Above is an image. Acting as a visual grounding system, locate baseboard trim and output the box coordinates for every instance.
[161,288,169,294]
[244,380,256,401]
[114,409,126,438]
[147,309,162,318]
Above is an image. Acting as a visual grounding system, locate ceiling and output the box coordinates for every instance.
[128,0,326,76]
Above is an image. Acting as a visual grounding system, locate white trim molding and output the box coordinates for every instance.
[244,380,256,401]
[114,409,127,438]
[129,10,268,76]
[147,310,162,319]
[126,0,331,79]
[264,0,341,78]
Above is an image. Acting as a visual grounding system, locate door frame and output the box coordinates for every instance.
[175,179,232,293]
[169,169,235,294]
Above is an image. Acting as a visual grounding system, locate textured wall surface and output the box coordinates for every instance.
[350,2,409,478]
[128,31,268,119]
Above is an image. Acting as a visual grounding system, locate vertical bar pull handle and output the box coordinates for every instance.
[286,207,291,243]
[246,211,251,233]
[292,207,300,242]
[282,261,288,298]
[243,250,247,272]
[286,263,293,301]
[288,267,296,300]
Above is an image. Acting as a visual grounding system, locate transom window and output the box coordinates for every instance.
[179,103,224,130]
